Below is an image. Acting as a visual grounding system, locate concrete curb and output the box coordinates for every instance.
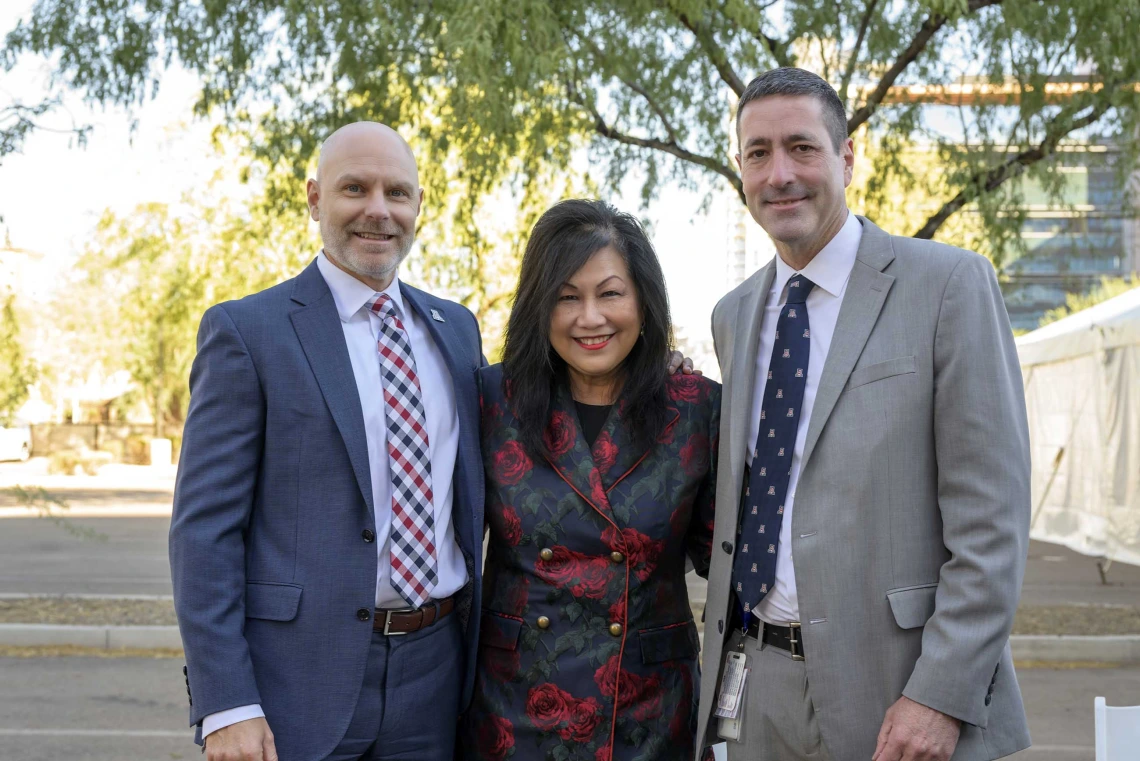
[1,623,1137,662]
[0,624,183,650]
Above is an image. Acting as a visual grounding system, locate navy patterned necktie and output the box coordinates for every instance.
[732,274,815,617]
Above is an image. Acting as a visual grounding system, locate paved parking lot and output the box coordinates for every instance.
[0,654,1135,761]
[1,463,1137,760]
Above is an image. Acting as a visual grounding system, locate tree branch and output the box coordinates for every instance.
[847,0,1007,134]
[714,0,790,68]
[569,84,744,203]
[618,76,682,144]
[912,96,1114,239]
[838,0,881,107]
[666,3,746,96]
[573,34,683,144]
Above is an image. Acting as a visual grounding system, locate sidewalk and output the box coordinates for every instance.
[0,459,175,518]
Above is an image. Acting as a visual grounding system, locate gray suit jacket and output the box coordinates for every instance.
[696,217,1031,761]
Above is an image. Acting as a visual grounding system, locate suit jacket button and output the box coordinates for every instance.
[536,616,551,629]
[718,620,724,634]
[362,529,375,543]
[609,623,623,637]
[539,548,554,561]
[722,541,734,554]
[984,694,992,706]
[610,551,624,563]
[357,608,372,622]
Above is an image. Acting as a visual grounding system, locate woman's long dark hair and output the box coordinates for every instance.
[501,199,674,460]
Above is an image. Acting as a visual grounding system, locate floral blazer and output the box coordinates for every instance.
[460,364,720,761]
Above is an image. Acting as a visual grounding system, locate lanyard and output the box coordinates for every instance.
[734,595,753,637]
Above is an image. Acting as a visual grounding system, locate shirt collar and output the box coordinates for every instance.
[316,250,406,323]
[772,211,863,299]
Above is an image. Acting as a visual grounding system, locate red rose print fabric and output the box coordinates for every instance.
[459,368,721,761]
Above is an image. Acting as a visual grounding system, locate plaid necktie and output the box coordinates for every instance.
[368,293,437,608]
[731,274,815,615]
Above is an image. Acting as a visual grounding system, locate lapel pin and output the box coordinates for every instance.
[430,308,446,323]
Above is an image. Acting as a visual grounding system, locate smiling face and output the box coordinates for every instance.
[306,123,424,291]
[549,245,643,403]
[736,95,854,266]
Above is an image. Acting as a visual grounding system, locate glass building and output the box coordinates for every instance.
[1000,144,1139,331]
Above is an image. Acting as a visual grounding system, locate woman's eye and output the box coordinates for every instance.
[558,294,577,302]
[602,290,623,298]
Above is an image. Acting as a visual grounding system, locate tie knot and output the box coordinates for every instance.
[368,293,397,319]
[785,275,815,305]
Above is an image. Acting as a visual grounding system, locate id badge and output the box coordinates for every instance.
[714,650,750,740]
[714,651,749,719]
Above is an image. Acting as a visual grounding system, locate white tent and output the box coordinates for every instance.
[1016,286,1140,567]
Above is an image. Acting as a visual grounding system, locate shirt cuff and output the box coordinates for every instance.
[201,704,265,738]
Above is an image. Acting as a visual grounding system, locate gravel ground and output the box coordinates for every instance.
[1011,604,1140,635]
[2,597,1138,634]
[0,597,177,626]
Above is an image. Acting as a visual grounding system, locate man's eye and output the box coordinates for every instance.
[346,184,362,192]
[390,189,406,197]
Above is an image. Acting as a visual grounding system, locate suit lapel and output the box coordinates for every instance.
[799,217,896,474]
[543,382,679,527]
[288,260,375,517]
[399,283,482,550]
[729,262,776,469]
[595,395,679,495]
[544,384,615,524]
[399,282,471,383]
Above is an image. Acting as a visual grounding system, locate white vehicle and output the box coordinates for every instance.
[0,421,32,462]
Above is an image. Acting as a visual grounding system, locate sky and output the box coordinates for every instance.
[0,1,739,358]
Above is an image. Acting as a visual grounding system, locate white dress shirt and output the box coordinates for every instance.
[203,252,469,738]
[748,212,862,625]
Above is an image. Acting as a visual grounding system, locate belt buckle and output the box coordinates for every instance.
[788,621,804,661]
[381,607,415,636]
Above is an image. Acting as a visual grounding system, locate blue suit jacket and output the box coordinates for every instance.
[169,259,485,760]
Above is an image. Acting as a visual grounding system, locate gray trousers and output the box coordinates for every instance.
[718,629,831,761]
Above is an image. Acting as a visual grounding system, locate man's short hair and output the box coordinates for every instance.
[736,68,849,153]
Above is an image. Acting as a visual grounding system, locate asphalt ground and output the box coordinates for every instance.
[1,465,1139,760]
[0,654,1134,761]
[2,506,1138,606]
[0,516,172,597]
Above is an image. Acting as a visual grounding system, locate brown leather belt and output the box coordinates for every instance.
[374,597,455,636]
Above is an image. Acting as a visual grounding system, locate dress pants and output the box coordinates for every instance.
[719,629,831,761]
[324,612,464,761]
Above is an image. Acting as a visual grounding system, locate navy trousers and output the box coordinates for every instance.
[324,613,464,761]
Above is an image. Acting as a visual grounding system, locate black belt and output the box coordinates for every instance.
[743,616,805,661]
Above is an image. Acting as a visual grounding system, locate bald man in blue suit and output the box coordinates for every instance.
[170,123,486,761]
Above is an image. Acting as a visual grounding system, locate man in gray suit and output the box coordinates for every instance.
[696,68,1031,761]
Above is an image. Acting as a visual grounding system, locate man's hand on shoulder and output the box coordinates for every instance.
[873,695,961,761]
[205,717,278,761]
[666,349,702,376]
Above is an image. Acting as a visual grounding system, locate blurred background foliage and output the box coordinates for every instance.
[2,0,1139,406]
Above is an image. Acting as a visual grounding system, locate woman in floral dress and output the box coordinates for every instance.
[460,199,720,761]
